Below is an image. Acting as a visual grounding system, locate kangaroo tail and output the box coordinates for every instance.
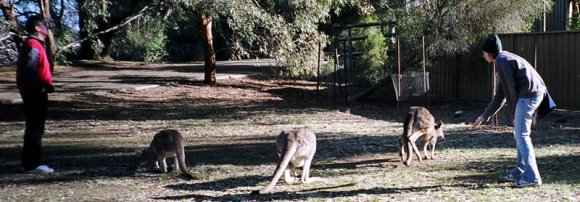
[258,141,298,194]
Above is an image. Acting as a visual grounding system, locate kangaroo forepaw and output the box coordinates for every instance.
[284,177,298,185]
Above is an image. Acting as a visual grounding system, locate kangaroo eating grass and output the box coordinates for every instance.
[399,107,445,166]
[252,128,317,194]
[139,129,194,179]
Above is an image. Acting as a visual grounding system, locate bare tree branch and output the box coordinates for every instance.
[0,31,17,41]
[55,0,162,56]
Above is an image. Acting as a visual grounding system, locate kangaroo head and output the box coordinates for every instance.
[435,120,445,140]
[139,147,156,162]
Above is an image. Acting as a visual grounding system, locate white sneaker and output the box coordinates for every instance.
[28,165,54,174]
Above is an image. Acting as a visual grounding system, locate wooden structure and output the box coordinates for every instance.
[324,21,396,103]
[391,36,430,111]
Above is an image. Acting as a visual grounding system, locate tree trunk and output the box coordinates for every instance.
[50,0,66,38]
[0,0,17,31]
[37,0,55,71]
[98,30,115,61]
[0,0,22,49]
[200,13,216,85]
[78,0,97,60]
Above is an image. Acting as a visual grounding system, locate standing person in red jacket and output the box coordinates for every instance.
[16,15,55,174]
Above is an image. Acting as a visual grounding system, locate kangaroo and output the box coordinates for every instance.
[419,120,445,160]
[253,128,317,194]
[399,107,445,166]
[139,129,194,179]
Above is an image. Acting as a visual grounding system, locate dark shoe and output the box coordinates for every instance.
[504,174,517,182]
[514,180,541,188]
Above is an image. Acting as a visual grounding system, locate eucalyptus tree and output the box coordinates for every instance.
[176,0,374,85]
[384,0,549,69]
[77,0,165,60]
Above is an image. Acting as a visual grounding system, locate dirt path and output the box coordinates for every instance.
[0,59,276,104]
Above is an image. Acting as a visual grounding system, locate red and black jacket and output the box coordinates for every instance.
[16,35,53,93]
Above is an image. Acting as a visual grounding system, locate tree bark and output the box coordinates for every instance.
[78,0,97,59]
[98,29,115,61]
[39,0,55,71]
[0,0,22,47]
[50,0,66,37]
[200,13,216,85]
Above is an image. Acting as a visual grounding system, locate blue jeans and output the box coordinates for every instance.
[510,95,543,183]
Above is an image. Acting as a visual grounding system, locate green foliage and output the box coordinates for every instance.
[163,6,204,61]
[81,0,111,33]
[54,28,80,65]
[360,27,388,85]
[318,58,335,79]
[349,23,389,85]
[416,0,545,54]
[383,0,548,72]
[571,18,580,31]
[112,15,167,62]
[211,0,335,78]
[570,6,580,31]
[177,0,386,79]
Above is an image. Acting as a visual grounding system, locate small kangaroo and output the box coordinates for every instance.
[253,128,317,194]
[399,107,445,166]
[139,129,193,179]
[420,120,445,160]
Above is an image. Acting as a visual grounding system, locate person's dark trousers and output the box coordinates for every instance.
[19,91,48,171]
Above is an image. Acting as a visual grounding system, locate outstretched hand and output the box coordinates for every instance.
[472,116,484,128]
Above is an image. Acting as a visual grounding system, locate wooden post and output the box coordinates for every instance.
[543,1,547,32]
[422,36,428,106]
[346,27,353,102]
[333,31,339,102]
[317,40,321,92]
[492,62,499,126]
[397,37,401,111]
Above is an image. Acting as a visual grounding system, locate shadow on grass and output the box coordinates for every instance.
[316,157,401,170]
[0,81,337,122]
[187,132,402,167]
[0,142,166,186]
[1,128,577,185]
[71,59,276,76]
[153,154,579,201]
[451,154,580,185]
[155,180,482,201]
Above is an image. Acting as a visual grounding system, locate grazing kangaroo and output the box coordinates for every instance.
[139,129,194,179]
[253,128,317,194]
[399,107,445,166]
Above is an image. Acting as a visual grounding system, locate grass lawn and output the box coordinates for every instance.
[0,62,578,201]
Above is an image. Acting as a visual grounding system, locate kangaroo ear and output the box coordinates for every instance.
[435,120,444,129]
